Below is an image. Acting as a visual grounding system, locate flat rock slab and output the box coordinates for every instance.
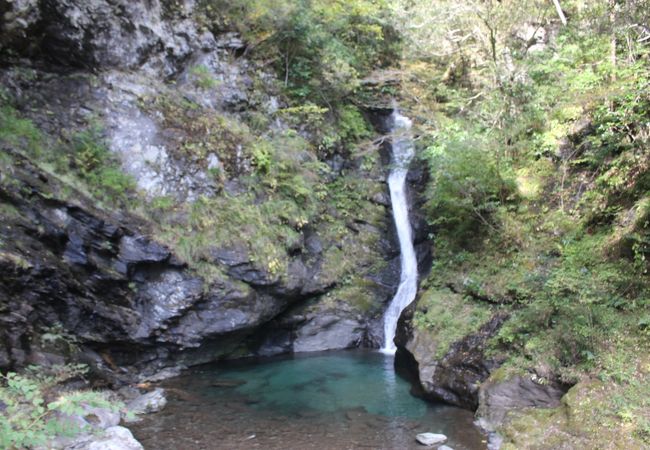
[416,433,448,446]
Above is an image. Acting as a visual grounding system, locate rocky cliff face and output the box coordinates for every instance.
[395,290,570,438]
[0,0,402,380]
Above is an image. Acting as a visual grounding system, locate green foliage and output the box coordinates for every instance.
[0,364,119,449]
[413,288,492,358]
[330,277,381,313]
[250,131,329,215]
[199,0,399,102]
[422,125,516,245]
[0,98,134,206]
[335,105,372,145]
[399,18,650,446]
[189,65,220,90]
[70,126,135,204]
[148,195,176,212]
[149,94,254,174]
[277,103,372,154]
[0,101,43,157]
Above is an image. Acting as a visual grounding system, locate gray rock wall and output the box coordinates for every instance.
[0,0,400,378]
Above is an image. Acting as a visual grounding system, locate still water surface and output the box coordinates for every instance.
[131,350,486,449]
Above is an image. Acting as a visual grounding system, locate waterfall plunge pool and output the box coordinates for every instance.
[130,350,485,449]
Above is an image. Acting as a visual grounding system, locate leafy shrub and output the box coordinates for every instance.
[422,126,517,245]
[0,364,119,449]
[199,0,399,102]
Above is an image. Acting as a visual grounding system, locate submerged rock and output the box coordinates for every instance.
[415,432,447,446]
[211,378,247,388]
[140,366,186,383]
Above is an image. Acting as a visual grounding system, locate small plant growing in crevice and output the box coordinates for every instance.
[69,125,136,205]
[189,64,220,90]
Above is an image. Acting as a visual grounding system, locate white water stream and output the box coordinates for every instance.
[381,110,418,354]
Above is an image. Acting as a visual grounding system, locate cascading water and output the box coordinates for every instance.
[381,110,418,354]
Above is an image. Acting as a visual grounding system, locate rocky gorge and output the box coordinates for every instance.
[0,0,405,381]
[2,0,649,449]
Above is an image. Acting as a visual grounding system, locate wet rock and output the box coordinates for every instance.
[116,235,171,275]
[555,136,574,159]
[209,245,279,287]
[26,350,67,367]
[528,43,547,53]
[47,403,124,449]
[165,280,287,348]
[106,103,176,199]
[0,0,403,380]
[254,329,293,357]
[216,32,246,51]
[63,232,89,266]
[371,191,391,207]
[293,315,364,353]
[55,403,121,435]
[396,308,508,410]
[116,386,142,402]
[126,388,167,420]
[133,269,203,339]
[415,433,447,446]
[141,366,185,383]
[568,117,594,143]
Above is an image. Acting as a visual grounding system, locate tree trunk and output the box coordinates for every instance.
[609,0,617,81]
[551,0,568,26]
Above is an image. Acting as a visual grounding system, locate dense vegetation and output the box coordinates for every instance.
[398,0,650,445]
[1,0,649,446]
[198,0,398,103]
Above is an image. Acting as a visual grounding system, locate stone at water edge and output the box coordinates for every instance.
[85,426,144,450]
[416,433,448,446]
[124,388,167,422]
[438,446,455,450]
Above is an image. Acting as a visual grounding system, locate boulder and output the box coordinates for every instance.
[415,433,447,446]
[125,388,167,420]
[293,315,365,353]
[476,375,568,432]
[83,426,144,450]
[396,308,508,409]
[80,405,121,430]
[47,404,123,449]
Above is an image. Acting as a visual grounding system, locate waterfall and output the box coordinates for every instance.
[381,110,418,354]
